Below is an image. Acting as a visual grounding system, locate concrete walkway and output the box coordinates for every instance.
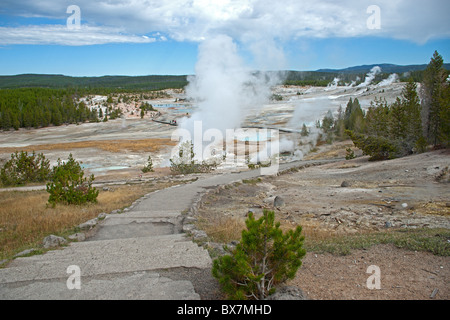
[0,159,338,300]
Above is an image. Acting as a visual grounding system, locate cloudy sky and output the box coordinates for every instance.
[0,0,449,76]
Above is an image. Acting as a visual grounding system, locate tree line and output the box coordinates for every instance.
[317,51,449,160]
[0,87,164,130]
[283,68,435,87]
[0,87,100,130]
[0,74,188,90]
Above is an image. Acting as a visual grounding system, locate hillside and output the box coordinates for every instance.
[316,63,450,74]
[1,63,449,90]
[0,74,188,91]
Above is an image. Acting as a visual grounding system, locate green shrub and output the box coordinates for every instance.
[0,151,51,186]
[346,130,399,161]
[142,155,154,173]
[46,154,99,205]
[301,124,309,137]
[345,147,355,160]
[170,140,217,174]
[212,210,306,300]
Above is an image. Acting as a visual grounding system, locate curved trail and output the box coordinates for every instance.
[0,159,339,299]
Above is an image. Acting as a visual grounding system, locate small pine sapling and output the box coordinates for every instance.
[212,209,306,300]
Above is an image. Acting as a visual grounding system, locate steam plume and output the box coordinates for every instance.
[357,66,381,87]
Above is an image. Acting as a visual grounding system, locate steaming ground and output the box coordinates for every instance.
[0,82,406,181]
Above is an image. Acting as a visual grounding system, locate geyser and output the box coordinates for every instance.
[176,34,283,162]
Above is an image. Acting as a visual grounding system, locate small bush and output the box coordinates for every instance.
[170,140,217,175]
[346,130,399,161]
[142,155,154,173]
[0,151,51,186]
[46,154,99,205]
[212,210,306,300]
[270,94,283,101]
[301,124,309,137]
[345,147,355,160]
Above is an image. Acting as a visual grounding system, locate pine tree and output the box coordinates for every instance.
[46,154,98,206]
[1,109,11,130]
[52,109,63,126]
[22,108,33,128]
[344,98,354,129]
[365,98,389,137]
[43,109,51,127]
[438,81,450,147]
[334,105,346,140]
[389,97,406,140]
[11,113,20,130]
[421,51,448,146]
[344,98,365,132]
[301,123,309,137]
[322,110,334,133]
[212,210,305,300]
[401,79,425,151]
[142,155,154,173]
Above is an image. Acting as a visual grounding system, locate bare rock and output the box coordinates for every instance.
[14,248,38,258]
[78,218,98,230]
[182,224,195,232]
[191,229,207,240]
[97,212,107,219]
[68,233,86,242]
[273,196,285,208]
[43,235,67,249]
[341,181,351,187]
[263,195,276,204]
[266,285,308,300]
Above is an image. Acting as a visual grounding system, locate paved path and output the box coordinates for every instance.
[0,159,340,300]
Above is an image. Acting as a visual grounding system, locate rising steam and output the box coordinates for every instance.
[357,66,381,87]
[177,35,284,161]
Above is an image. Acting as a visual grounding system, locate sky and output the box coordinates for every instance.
[0,0,449,76]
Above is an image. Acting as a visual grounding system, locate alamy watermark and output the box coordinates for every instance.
[366,265,381,290]
[67,5,81,30]
[171,121,280,176]
[67,265,81,289]
[367,5,381,30]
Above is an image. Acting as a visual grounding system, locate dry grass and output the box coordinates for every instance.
[195,207,338,245]
[0,180,181,262]
[195,210,450,256]
[304,141,354,160]
[0,138,177,154]
[196,214,246,244]
[416,202,450,217]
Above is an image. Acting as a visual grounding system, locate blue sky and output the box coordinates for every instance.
[0,0,449,76]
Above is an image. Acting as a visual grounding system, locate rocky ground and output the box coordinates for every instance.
[291,243,449,300]
[194,145,450,300]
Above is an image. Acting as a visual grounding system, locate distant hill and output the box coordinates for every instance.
[316,63,450,74]
[0,63,449,90]
[0,74,188,91]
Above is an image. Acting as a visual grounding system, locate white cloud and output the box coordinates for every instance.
[1,0,449,45]
[0,25,156,46]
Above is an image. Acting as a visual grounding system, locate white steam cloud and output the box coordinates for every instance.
[377,73,399,87]
[325,77,341,91]
[181,35,252,135]
[357,66,381,87]
[178,35,284,161]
